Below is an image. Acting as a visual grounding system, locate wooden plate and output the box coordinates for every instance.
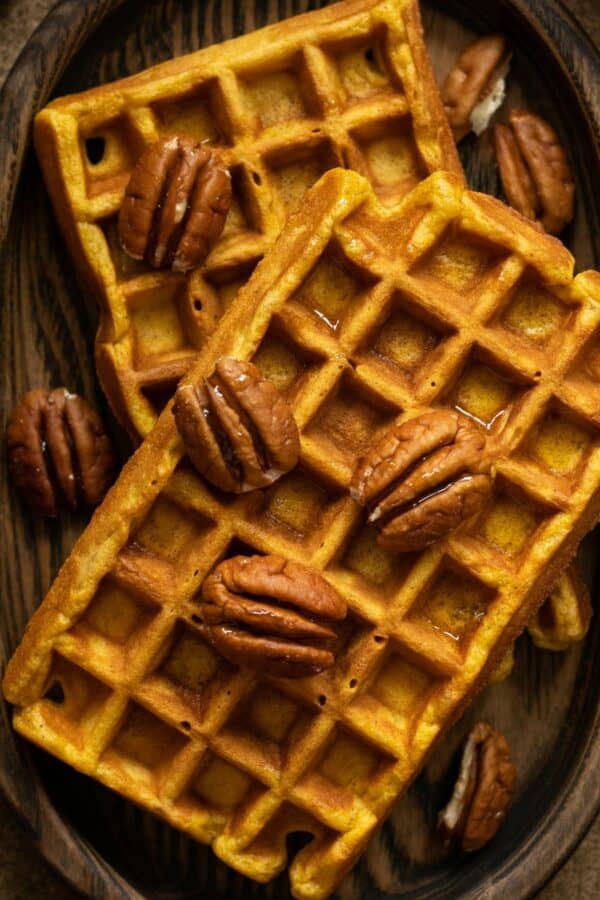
[1,1,599,897]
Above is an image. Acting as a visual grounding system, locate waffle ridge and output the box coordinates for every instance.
[33,0,462,440]
[6,168,600,899]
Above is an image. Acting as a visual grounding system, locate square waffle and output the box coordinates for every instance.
[6,169,600,899]
[33,0,462,439]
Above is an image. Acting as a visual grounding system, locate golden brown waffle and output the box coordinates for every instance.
[33,0,462,439]
[6,169,600,899]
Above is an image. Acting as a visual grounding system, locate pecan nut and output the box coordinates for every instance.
[351,411,491,553]
[7,388,116,517]
[494,110,575,235]
[438,722,516,852]
[173,358,300,493]
[119,135,231,272]
[528,564,591,651]
[199,555,347,678]
[441,35,510,141]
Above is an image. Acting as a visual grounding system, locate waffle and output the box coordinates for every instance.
[6,169,600,899]
[33,0,462,440]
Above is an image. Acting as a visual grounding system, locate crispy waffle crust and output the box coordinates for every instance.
[33,0,462,440]
[6,169,600,899]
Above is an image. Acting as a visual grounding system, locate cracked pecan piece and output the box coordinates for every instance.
[119,135,231,272]
[173,358,300,493]
[351,410,491,553]
[7,388,116,517]
[438,722,516,852]
[441,35,510,141]
[199,555,347,678]
[494,110,575,235]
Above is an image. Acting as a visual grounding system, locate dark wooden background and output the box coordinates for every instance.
[0,0,599,898]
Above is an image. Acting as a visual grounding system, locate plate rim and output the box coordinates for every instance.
[0,1,599,898]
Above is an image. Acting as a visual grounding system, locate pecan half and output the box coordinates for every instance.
[199,555,347,678]
[438,722,516,852]
[351,411,491,553]
[7,388,116,517]
[173,358,300,493]
[119,135,231,272]
[494,110,575,235]
[441,35,510,141]
[528,565,591,651]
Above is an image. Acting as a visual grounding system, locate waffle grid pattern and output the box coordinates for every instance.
[6,170,600,900]
[33,0,462,439]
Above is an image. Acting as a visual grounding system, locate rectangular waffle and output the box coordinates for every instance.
[33,0,462,439]
[6,169,600,900]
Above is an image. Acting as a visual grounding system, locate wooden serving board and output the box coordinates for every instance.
[1,1,599,898]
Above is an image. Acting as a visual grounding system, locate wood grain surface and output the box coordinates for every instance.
[1,1,599,899]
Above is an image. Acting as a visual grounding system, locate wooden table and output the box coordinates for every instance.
[0,1,598,897]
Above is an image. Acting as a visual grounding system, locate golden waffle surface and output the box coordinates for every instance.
[6,169,600,899]
[33,0,461,439]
